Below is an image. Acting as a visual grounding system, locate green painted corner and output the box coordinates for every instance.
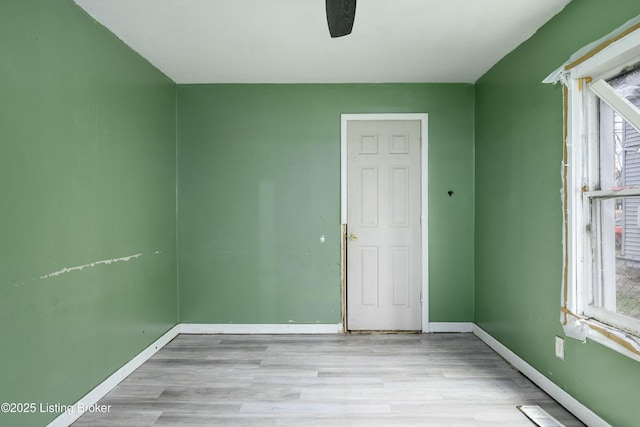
[0,1,177,426]
[176,84,475,324]
[475,1,640,426]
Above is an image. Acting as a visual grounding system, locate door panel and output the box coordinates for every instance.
[347,120,422,331]
[391,246,409,306]
[360,246,379,306]
[360,167,379,226]
[390,166,409,226]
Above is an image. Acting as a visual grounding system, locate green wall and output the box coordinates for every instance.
[0,1,177,426]
[475,1,640,426]
[177,84,475,324]
[12,0,640,426]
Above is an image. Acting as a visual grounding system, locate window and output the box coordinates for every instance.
[586,72,640,332]
[551,21,640,361]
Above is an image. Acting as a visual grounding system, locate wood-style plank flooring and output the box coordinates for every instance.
[72,334,585,427]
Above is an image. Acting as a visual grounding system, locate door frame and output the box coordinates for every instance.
[340,113,429,333]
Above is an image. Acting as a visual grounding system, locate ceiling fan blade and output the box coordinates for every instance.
[326,0,356,38]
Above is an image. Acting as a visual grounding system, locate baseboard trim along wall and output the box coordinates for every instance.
[428,322,474,333]
[179,323,343,334]
[47,324,180,427]
[472,325,611,427]
[48,323,610,427]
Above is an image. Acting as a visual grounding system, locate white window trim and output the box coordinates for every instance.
[556,23,640,362]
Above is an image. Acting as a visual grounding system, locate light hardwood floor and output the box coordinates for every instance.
[72,333,585,427]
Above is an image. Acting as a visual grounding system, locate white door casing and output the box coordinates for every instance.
[341,114,428,331]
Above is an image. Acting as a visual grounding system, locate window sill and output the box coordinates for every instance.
[563,314,640,363]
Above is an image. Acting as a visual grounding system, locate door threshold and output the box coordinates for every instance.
[347,330,422,334]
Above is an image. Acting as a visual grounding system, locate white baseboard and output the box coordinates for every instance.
[472,325,611,427]
[47,324,180,427]
[428,322,474,333]
[179,323,343,334]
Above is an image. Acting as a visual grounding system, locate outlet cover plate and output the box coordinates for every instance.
[555,336,565,360]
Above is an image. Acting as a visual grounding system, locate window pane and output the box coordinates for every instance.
[616,197,640,319]
[608,64,640,103]
[599,101,626,190]
[596,197,640,321]
[599,102,640,191]
[599,66,640,191]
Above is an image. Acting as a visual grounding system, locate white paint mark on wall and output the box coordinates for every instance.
[40,253,144,279]
[6,251,164,286]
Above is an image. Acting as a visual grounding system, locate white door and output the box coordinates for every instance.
[346,120,422,331]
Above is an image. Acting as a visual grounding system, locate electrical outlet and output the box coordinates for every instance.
[555,336,565,361]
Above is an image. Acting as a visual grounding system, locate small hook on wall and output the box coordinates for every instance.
[448,191,454,197]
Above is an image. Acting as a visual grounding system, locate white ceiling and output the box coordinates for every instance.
[74,0,572,84]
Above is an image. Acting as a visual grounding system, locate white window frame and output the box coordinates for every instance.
[561,24,640,362]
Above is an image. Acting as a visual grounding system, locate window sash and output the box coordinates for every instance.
[583,193,640,337]
[567,65,640,337]
[581,76,640,337]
